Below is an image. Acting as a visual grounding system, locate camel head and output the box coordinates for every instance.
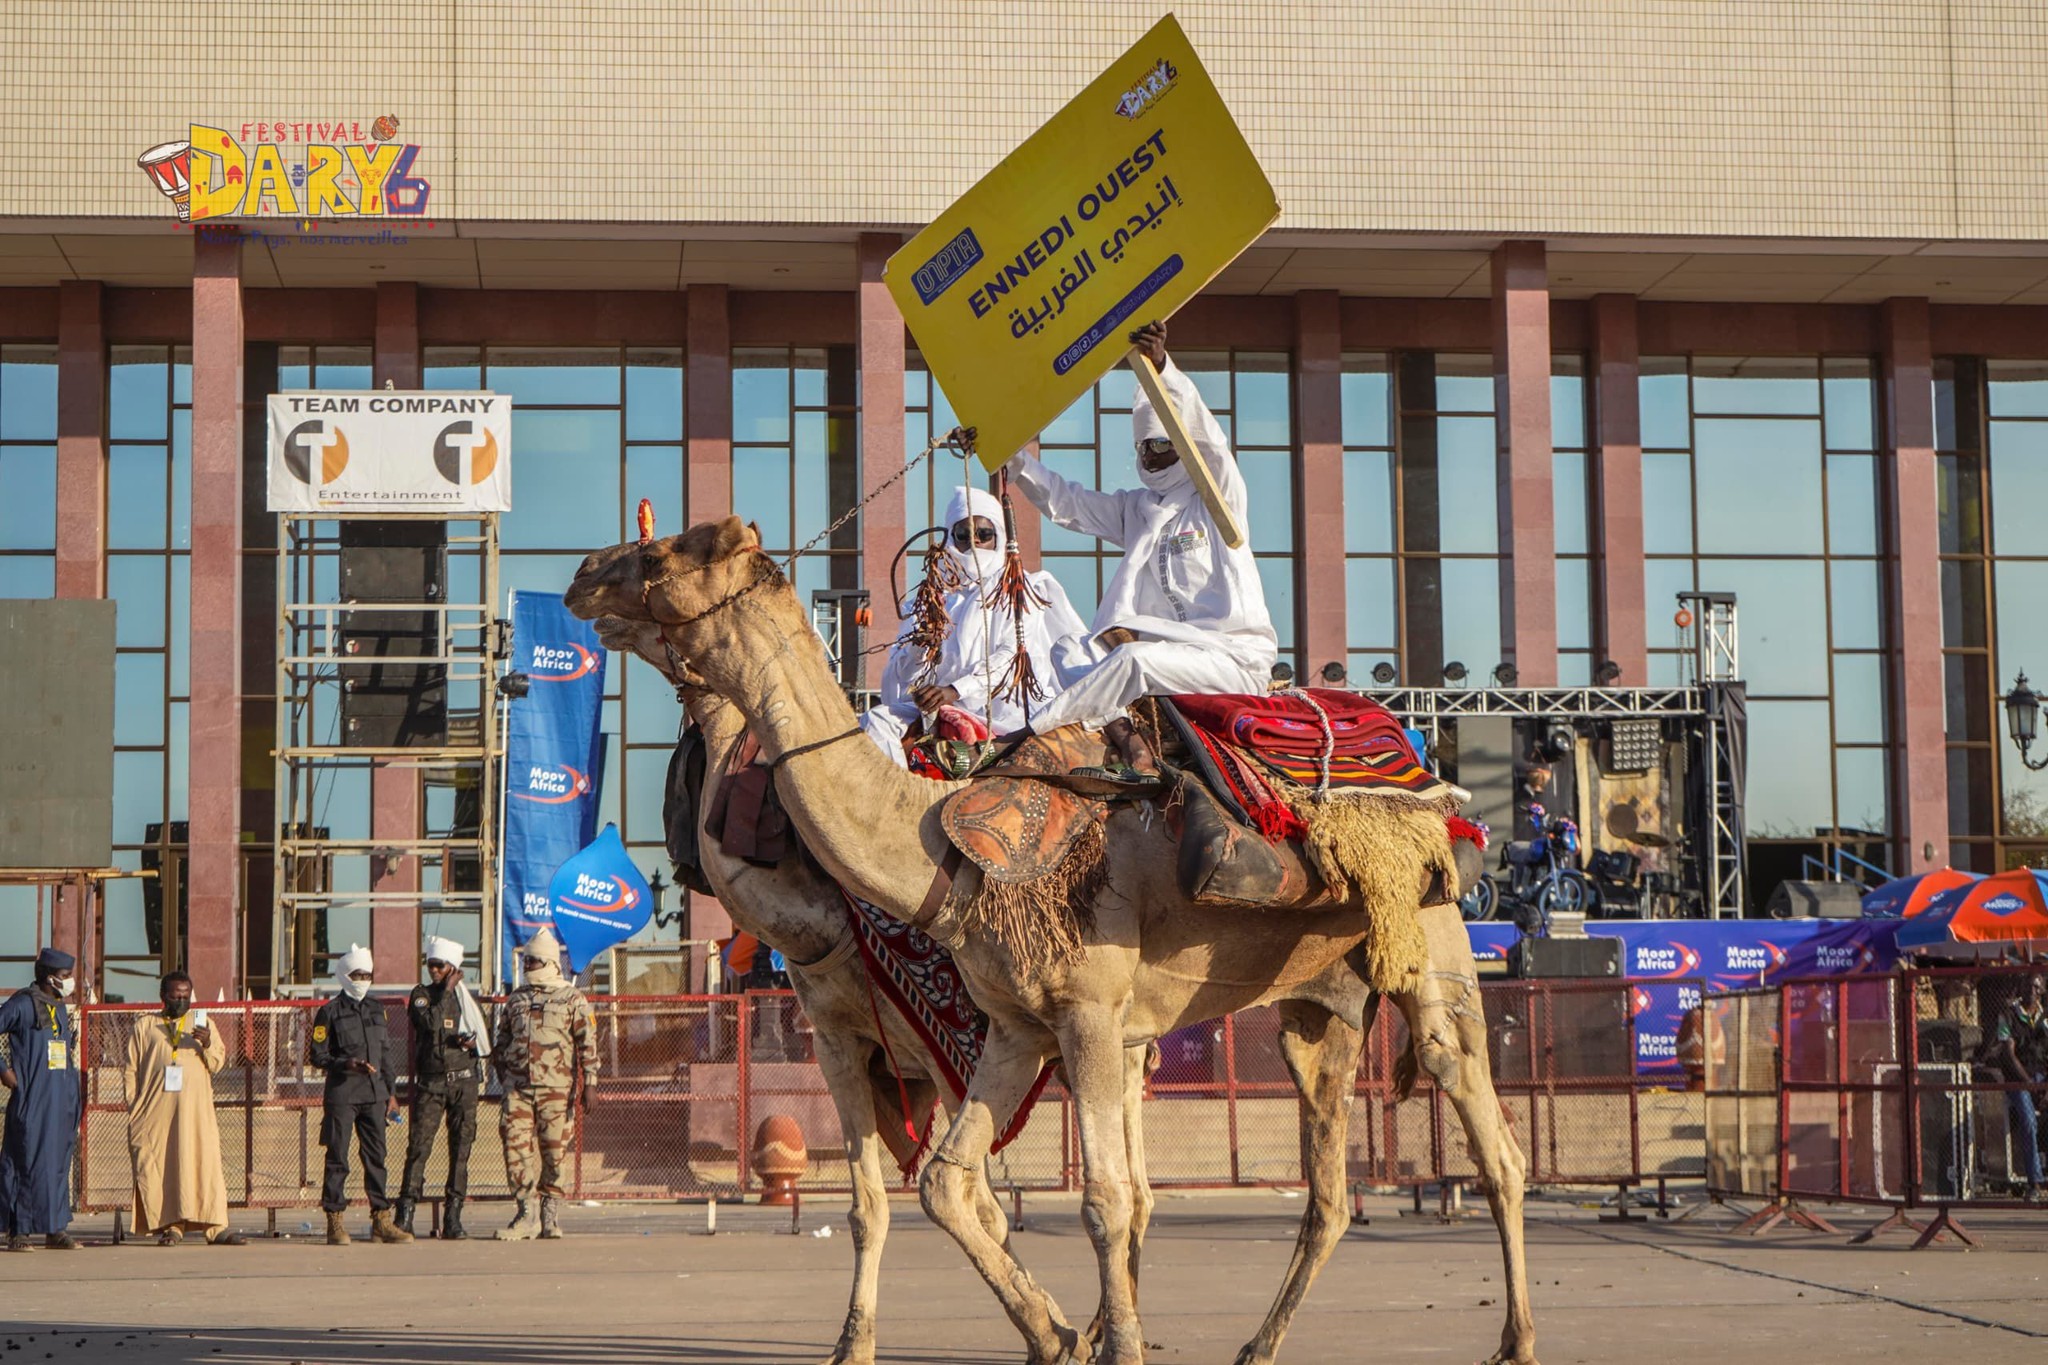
[567,516,796,694]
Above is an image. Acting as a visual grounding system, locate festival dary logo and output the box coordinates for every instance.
[1115,59,1179,120]
[136,118,427,221]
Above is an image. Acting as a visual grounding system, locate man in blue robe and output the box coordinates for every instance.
[1,947,83,1251]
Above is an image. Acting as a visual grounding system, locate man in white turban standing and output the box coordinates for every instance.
[860,483,1086,767]
[395,936,489,1239]
[124,970,243,1246]
[309,944,411,1245]
[1007,319,1277,776]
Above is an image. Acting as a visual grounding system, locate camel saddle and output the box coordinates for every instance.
[702,732,793,868]
[939,729,1110,885]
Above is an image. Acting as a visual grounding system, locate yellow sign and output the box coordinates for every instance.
[885,14,1279,471]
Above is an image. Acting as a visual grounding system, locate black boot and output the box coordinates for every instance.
[441,1195,468,1241]
[394,1198,416,1238]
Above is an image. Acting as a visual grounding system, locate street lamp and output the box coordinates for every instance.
[2006,672,2047,770]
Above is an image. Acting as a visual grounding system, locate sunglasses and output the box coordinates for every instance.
[1137,437,1176,460]
[426,960,451,971]
[950,524,1000,550]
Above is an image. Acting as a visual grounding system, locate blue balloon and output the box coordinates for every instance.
[546,823,653,972]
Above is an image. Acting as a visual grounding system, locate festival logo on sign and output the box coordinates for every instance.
[279,419,350,485]
[136,118,429,221]
[433,420,499,485]
[1115,59,1180,120]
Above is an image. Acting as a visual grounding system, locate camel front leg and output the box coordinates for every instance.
[1400,907,1539,1365]
[1060,1013,1145,1365]
[1233,1001,1363,1365]
[919,1027,1083,1365]
[1088,1042,1158,1351]
[812,1032,892,1365]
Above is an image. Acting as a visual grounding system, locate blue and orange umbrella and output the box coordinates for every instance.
[1895,867,2048,949]
[1859,867,1981,919]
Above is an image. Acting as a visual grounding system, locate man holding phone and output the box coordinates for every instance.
[124,971,244,1246]
[309,945,413,1245]
[395,936,489,1239]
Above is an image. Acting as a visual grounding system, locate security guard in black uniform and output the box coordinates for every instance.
[395,937,484,1239]
[309,944,413,1246]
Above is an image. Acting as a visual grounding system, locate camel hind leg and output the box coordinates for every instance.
[1231,1001,1363,1365]
[1395,906,1539,1365]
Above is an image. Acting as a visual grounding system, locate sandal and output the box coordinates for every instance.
[207,1230,248,1246]
[157,1227,184,1247]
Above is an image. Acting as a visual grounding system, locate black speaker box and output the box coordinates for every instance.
[1509,934,1623,979]
[340,522,448,747]
[1765,879,1866,919]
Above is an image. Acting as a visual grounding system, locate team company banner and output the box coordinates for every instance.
[885,14,1279,471]
[265,391,511,513]
[500,591,608,983]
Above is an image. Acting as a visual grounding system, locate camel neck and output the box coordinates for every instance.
[688,592,954,925]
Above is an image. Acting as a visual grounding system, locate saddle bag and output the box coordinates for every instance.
[1173,777,1327,909]
[662,724,716,896]
[702,733,794,869]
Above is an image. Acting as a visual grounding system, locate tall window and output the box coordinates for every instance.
[1940,358,2048,871]
[733,346,859,608]
[1552,355,1595,685]
[0,345,59,968]
[0,345,58,598]
[424,346,687,945]
[1034,351,1298,674]
[1639,355,1888,885]
[100,345,192,1001]
[1342,352,1500,684]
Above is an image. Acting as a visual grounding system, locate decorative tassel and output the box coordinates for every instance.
[906,535,956,687]
[636,498,656,543]
[993,470,1051,706]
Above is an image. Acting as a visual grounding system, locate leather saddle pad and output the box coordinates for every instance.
[941,729,1109,885]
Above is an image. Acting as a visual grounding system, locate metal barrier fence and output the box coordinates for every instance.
[1704,965,2048,1245]
[15,981,1698,1216]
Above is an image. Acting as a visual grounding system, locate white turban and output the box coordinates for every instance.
[424,935,464,968]
[424,935,491,1057]
[942,484,1006,583]
[335,943,374,981]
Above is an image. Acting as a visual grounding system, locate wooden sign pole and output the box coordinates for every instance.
[1127,350,1247,549]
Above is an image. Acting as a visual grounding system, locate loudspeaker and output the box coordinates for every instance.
[1509,935,1623,979]
[340,522,447,747]
[1764,879,1865,919]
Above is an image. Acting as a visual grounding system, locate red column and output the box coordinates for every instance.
[685,284,730,526]
[857,233,906,691]
[52,281,105,963]
[1591,294,1646,683]
[186,232,245,994]
[1881,298,1949,872]
[1491,241,1557,685]
[1293,290,1348,681]
[370,283,422,977]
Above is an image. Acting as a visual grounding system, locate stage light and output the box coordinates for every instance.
[1608,717,1661,773]
[496,671,531,699]
[1595,659,1623,685]
[1270,661,1295,687]
[1320,662,1347,685]
[1442,660,1468,684]
[1492,662,1518,687]
[1370,661,1397,685]
[1540,718,1576,761]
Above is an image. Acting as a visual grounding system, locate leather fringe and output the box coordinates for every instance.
[965,817,1105,972]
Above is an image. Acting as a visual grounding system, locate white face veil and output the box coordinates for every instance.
[335,943,374,1000]
[1130,398,1192,498]
[943,485,1007,585]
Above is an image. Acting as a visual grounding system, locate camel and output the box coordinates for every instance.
[591,613,1147,1363]
[567,521,1538,1365]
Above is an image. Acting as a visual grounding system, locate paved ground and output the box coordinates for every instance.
[4,1189,2045,1364]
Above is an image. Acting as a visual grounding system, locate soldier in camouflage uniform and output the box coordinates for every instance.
[491,927,597,1240]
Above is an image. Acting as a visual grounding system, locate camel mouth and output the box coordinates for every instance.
[564,539,649,619]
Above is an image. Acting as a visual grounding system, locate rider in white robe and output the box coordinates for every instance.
[1006,321,1276,773]
[860,484,1087,768]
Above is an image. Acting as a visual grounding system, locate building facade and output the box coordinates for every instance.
[4,2,2048,994]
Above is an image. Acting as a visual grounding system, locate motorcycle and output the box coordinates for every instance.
[1475,803,1599,932]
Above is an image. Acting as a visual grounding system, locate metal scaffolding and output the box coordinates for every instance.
[270,512,504,993]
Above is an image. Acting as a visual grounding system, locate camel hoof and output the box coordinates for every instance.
[1480,1352,1539,1365]
[1232,1346,1276,1365]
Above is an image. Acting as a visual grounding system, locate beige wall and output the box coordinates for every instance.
[6,0,2046,240]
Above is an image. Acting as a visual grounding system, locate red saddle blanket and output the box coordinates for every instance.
[1168,690,1416,760]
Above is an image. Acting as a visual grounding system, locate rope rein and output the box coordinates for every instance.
[1278,686,1337,803]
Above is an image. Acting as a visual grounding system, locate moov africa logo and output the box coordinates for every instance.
[528,641,597,682]
[281,419,350,484]
[433,420,499,485]
[513,763,590,805]
[560,870,640,914]
[1632,942,1702,979]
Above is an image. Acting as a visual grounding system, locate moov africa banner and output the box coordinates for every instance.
[500,591,607,981]
[266,391,511,513]
[548,825,653,973]
[885,13,1279,471]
